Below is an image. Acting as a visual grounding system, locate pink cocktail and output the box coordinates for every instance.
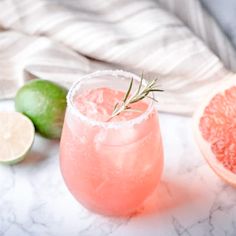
[60,70,164,216]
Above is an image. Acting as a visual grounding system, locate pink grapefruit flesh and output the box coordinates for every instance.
[194,74,236,187]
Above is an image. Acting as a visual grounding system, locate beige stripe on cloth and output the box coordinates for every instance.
[158,0,236,72]
[0,0,233,115]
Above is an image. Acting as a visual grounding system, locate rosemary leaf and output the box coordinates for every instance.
[149,88,164,92]
[137,73,144,94]
[123,78,133,102]
[113,102,119,111]
[109,75,163,120]
[123,108,142,113]
[147,96,159,103]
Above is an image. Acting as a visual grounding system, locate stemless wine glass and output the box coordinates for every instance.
[60,70,164,216]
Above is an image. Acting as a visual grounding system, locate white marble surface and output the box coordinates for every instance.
[0,100,236,236]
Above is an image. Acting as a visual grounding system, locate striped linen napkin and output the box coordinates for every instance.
[0,0,234,115]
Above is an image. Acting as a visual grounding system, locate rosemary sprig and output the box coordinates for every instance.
[108,74,163,120]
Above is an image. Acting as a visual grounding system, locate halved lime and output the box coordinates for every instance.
[0,111,35,164]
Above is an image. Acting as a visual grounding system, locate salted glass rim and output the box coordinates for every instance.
[67,70,155,129]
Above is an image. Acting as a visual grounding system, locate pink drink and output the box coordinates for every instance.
[60,71,164,216]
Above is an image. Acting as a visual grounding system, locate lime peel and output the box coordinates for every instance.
[15,79,68,139]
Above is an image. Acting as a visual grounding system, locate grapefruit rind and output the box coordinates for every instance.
[193,73,236,187]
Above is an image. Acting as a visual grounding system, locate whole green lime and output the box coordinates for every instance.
[15,79,68,139]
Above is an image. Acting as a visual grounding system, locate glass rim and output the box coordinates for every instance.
[67,70,155,129]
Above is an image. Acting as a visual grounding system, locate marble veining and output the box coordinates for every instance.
[0,101,236,236]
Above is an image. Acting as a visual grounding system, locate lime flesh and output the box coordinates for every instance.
[0,112,35,164]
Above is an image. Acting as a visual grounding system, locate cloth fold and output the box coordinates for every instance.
[0,0,234,115]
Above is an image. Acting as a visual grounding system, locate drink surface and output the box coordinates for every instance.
[60,86,163,216]
[74,87,148,122]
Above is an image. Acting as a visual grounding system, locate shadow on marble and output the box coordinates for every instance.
[135,179,201,217]
[20,140,59,165]
[20,150,48,165]
[19,135,60,165]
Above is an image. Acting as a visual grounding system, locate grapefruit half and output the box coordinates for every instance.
[193,73,236,187]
